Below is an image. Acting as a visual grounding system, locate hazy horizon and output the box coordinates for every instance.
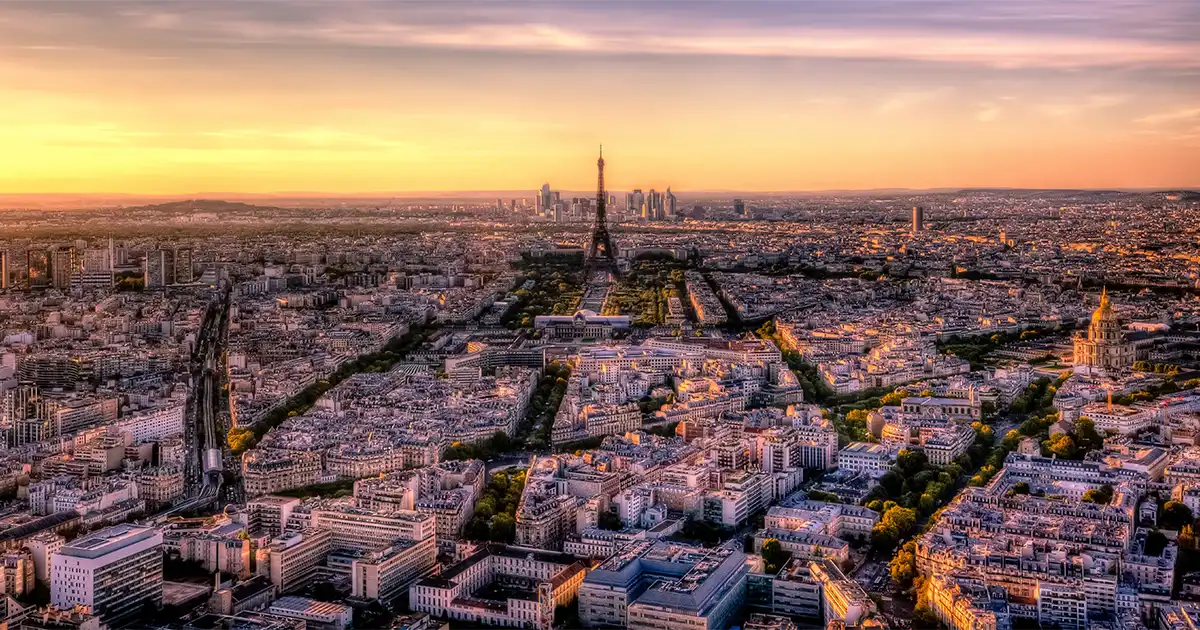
[1,184,1198,208]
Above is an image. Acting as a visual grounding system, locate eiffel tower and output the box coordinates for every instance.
[586,146,619,276]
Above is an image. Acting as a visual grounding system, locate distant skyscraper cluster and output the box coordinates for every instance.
[625,187,677,221]
[531,182,582,222]
[526,181,678,224]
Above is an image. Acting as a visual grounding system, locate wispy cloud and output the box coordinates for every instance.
[200,127,417,151]
[1135,107,1200,126]
[1133,106,1200,146]
[2,1,1198,70]
[976,102,1002,122]
[1037,94,1129,118]
[175,22,1200,70]
[878,88,955,114]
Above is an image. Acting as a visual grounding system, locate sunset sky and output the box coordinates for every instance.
[1,0,1198,194]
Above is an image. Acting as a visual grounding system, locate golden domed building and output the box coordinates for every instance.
[1073,288,1135,375]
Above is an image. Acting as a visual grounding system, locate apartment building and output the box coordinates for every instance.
[267,596,353,630]
[1079,402,1155,436]
[308,504,436,553]
[515,491,581,551]
[409,544,587,629]
[242,450,323,496]
[50,524,164,626]
[836,442,893,476]
[266,528,333,594]
[350,537,438,602]
[809,559,875,627]
[245,495,302,538]
[579,540,748,630]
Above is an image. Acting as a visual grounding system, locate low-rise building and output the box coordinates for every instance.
[578,540,747,630]
[837,442,892,477]
[350,537,439,603]
[267,596,353,630]
[265,528,332,594]
[410,544,587,629]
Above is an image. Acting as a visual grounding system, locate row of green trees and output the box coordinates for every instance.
[228,324,437,454]
[1109,377,1200,406]
[1009,375,1059,416]
[961,375,1071,490]
[442,430,518,462]
[1133,361,1181,374]
[520,361,572,450]
[755,320,835,402]
[874,420,1004,594]
[938,325,1065,369]
[975,418,1044,484]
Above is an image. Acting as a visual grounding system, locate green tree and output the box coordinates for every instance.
[1082,484,1114,505]
[881,389,909,407]
[1161,501,1195,530]
[464,517,490,541]
[490,513,516,543]
[846,409,871,424]
[889,541,918,589]
[1144,529,1170,556]
[1074,417,1104,451]
[872,506,918,550]
[841,409,872,442]
[227,427,257,454]
[807,490,841,503]
[881,506,917,532]
[1045,434,1077,459]
[913,605,940,629]
[598,511,622,531]
[475,498,496,521]
[761,538,790,573]
[895,449,929,478]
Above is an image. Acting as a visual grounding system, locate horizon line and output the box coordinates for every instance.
[2,185,1199,200]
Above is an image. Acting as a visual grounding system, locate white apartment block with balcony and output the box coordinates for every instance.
[50,524,164,626]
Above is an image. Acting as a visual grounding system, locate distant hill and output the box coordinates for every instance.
[955,188,1200,199]
[955,188,1129,196]
[121,199,286,213]
[1159,190,1200,201]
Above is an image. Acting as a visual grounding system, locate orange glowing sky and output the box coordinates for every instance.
[1,0,1198,194]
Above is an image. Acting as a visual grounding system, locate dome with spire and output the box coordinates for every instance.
[1074,287,1135,375]
[1090,287,1116,326]
[1087,288,1122,342]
